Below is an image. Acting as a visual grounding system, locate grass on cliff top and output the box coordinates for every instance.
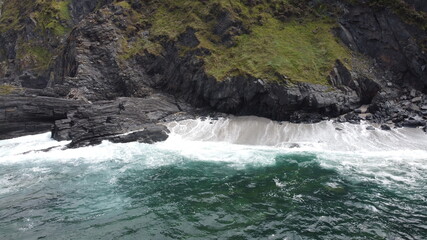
[144,0,351,84]
[116,0,351,85]
[203,18,350,84]
[0,0,71,35]
[148,0,293,40]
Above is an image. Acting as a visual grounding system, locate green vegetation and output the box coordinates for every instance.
[0,84,16,95]
[1,0,425,84]
[203,19,350,84]
[132,0,351,84]
[17,43,53,70]
[0,0,354,84]
[114,1,131,10]
[0,0,71,35]
[33,0,72,36]
[0,0,71,74]
[0,0,27,32]
[113,1,163,58]
[119,37,162,60]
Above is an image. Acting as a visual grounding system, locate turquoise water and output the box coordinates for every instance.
[0,118,426,239]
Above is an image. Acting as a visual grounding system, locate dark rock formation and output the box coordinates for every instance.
[338,3,427,91]
[381,124,391,131]
[0,0,113,88]
[0,94,82,139]
[53,3,381,124]
[404,0,427,13]
[52,93,194,148]
[70,0,113,23]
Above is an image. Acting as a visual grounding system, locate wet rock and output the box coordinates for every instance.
[402,120,426,128]
[53,93,195,148]
[289,143,300,148]
[366,126,375,131]
[0,95,82,139]
[108,126,169,144]
[365,114,373,120]
[380,125,391,131]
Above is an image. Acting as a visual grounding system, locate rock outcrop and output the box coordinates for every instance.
[338,3,427,90]
[0,94,82,139]
[52,93,194,148]
[53,3,382,123]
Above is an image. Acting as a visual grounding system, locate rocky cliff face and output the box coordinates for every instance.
[0,0,426,145]
[405,0,427,13]
[339,1,427,90]
[0,0,113,88]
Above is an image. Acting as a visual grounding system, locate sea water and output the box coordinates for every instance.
[0,116,426,239]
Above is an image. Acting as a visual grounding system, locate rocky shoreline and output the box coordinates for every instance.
[1,0,427,147]
[1,84,425,149]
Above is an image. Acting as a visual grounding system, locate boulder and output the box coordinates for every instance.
[402,120,426,128]
[380,125,391,131]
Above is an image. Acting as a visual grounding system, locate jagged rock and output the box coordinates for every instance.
[404,0,427,13]
[0,95,82,139]
[381,125,391,131]
[338,3,427,90]
[52,93,195,148]
[52,4,378,123]
[108,126,169,144]
[402,120,426,128]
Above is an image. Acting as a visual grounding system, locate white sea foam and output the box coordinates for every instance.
[0,116,426,190]
[165,116,427,152]
[162,116,427,189]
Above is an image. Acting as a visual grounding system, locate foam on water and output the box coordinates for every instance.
[0,116,426,239]
[165,116,427,151]
[162,116,427,190]
[0,116,426,188]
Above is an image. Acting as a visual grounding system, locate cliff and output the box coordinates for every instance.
[0,0,426,145]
